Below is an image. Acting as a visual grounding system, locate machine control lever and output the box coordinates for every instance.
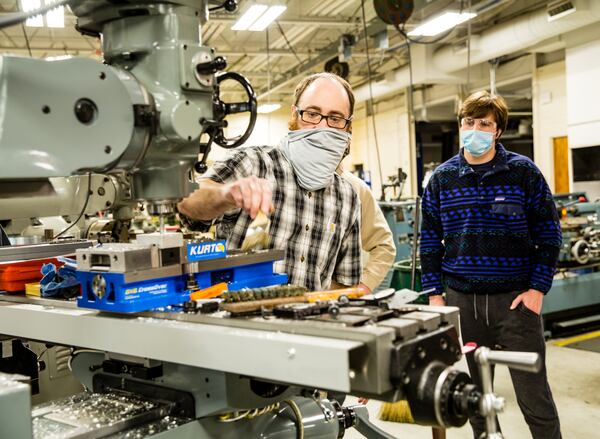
[475,347,541,439]
[196,56,227,75]
[476,347,541,374]
[347,404,397,439]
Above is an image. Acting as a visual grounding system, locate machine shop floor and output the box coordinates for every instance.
[345,340,600,439]
[554,330,600,354]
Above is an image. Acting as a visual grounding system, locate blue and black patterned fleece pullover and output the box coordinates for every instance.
[420,144,562,296]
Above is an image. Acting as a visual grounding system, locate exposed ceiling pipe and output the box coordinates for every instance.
[209,17,354,28]
[272,25,306,49]
[489,59,499,95]
[256,18,387,100]
[219,49,373,58]
[354,1,600,103]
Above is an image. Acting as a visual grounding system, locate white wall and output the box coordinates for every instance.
[350,99,413,198]
[566,40,600,146]
[532,60,568,192]
[349,55,536,200]
[209,107,290,162]
[566,38,600,200]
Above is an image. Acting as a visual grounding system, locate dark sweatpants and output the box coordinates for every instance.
[446,288,562,439]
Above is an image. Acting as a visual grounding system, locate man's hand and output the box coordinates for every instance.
[357,283,371,295]
[510,289,544,315]
[328,282,370,295]
[222,176,273,219]
[429,294,445,306]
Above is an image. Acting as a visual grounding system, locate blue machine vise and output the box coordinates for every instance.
[189,249,288,291]
[75,238,287,313]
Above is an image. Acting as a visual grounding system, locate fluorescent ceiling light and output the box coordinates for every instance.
[408,11,477,37]
[231,4,268,31]
[232,4,286,32]
[257,103,281,114]
[21,0,43,27]
[249,5,287,31]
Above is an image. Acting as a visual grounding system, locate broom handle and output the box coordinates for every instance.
[410,196,421,290]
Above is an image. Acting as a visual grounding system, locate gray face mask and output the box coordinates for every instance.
[279,128,352,191]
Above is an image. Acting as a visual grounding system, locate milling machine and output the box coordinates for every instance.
[0,0,256,243]
[0,1,540,438]
[0,291,543,439]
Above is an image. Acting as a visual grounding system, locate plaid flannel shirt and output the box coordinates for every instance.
[202,145,362,291]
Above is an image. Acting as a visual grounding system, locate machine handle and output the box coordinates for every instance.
[350,405,398,439]
[211,71,257,149]
[477,348,541,373]
[196,56,227,75]
[474,347,541,438]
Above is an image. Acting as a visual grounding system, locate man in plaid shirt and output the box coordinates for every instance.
[178,73,362,291]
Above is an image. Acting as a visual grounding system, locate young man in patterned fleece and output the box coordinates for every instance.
[178,73,361,291]
[420,91,562,439]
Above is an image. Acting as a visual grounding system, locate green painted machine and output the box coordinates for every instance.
[545,193,600,335]
[0,0,257,241]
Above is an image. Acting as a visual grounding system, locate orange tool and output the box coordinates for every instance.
[189,282,228,300]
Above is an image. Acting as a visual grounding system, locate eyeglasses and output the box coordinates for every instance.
[295,106,352,129]
[460,117,497,131]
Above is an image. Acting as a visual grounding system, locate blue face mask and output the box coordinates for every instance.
[460,129,495,157]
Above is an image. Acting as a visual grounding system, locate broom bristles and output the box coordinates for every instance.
[378,400,415,424]
[241,211,270,252]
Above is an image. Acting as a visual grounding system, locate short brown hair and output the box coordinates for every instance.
[458,91,508,136]
[289,72,355,131]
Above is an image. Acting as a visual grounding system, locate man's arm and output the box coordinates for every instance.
[359,191,395,291]
[511,168,562,314]
[178,177,272,221]
[332,205,362,290]
[419,174,446,305]
[177,149,273,221]
[525,168,562,295]
[342,171,395,291]
[329,280,350,290]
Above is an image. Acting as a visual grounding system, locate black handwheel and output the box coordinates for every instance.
[212,71,257,149]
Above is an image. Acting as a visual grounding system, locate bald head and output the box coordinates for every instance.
[289,73,354,131]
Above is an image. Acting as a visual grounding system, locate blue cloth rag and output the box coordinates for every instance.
[40,263,80,298]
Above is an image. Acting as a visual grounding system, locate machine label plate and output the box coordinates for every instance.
[124,282,169,298]
[187,241,226,262]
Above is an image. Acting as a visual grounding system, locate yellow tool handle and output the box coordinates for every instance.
[190,282,228,300]
[304,287,366,303]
